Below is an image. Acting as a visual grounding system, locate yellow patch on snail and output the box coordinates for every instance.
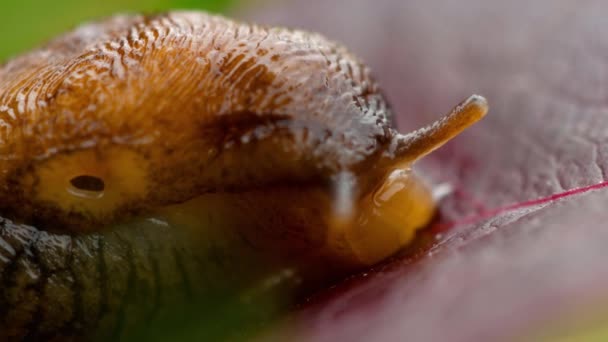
[24,147,148,223]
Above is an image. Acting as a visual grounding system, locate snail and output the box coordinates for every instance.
[0,11,487,340]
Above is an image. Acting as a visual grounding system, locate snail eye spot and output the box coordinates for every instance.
[70,175,105,192]
[68,175,106,199]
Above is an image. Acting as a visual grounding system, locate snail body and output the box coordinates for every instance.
[0,11,487,339]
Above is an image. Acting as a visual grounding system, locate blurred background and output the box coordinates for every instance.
[0,0,240,61]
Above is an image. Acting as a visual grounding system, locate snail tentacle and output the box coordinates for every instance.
[389,94,488,163]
